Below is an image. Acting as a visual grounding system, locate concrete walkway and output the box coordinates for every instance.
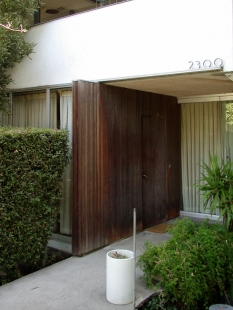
[0,230,171,310]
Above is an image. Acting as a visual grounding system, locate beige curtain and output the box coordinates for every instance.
[181,102,222,213]
[0,109,12,126]
[59,90,72,235]
[11,93,57,128]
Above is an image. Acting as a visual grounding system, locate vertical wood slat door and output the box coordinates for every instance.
[72,81,181,255]
[142,116,167,228]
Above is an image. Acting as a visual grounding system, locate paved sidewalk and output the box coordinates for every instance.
[0,230,171,310]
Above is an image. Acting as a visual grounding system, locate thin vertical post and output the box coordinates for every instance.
[46,88,50,128]
[133,208,136,309]
[9,92,13,125]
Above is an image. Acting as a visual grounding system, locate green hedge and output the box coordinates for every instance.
[0,127,70,283]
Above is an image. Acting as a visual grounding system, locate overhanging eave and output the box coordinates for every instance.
[100,68,233,98]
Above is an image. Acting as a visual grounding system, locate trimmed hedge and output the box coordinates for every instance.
[0,127,70,283]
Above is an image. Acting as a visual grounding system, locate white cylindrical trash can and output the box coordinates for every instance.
[106,249,134,305]
[209,305,233,310]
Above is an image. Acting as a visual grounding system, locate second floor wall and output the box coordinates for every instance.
[9,0,233,90]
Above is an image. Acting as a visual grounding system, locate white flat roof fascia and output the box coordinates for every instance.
[9,83,72,93]
[89,67,223,84]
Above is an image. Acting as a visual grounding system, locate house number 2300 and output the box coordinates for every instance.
[189,58,223,69]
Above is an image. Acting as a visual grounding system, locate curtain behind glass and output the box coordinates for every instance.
[13,93,46,127]
[0,108,12,126]
[59,90,72,235]
[222,102,233,162]
[181,102,222,213]
[12,93,57,128]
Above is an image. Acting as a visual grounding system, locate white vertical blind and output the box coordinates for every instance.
[181,102,222,213]
[59,90,72,235]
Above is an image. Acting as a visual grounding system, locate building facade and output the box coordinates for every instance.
[4,0,233,254]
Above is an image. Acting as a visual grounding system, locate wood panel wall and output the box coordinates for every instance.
[72,81,181,255]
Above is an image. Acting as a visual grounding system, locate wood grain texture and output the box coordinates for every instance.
[72,81,180,255]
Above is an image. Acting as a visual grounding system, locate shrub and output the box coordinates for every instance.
[0,127,70,283]
[140,291,177,310]
[195,154,233,232]
[137,218,233,310]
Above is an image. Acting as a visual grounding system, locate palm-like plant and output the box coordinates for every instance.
[196,154,233,232]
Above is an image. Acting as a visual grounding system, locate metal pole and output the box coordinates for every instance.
[133,208,136,309]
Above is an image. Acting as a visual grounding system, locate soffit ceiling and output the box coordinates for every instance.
[40,0,120,22]
[103,70,233,98]
[40,0,93,22]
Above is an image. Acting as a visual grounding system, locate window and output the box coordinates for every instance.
[0,89,72,236]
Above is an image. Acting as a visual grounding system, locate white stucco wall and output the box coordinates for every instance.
[9,0,233,90]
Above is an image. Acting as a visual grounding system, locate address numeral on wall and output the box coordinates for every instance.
[189,58,223,70]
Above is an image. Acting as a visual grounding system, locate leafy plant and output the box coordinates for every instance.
[0,127,70,284]
[0,0,39,112]
[109,251,128,259]
[140,291,177,310]
[195,154,233,231]
[137,218,233,310]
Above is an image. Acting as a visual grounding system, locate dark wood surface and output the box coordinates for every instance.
[72,81,181,255]
[142,116,166,228]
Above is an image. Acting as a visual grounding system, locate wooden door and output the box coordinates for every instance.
[73,81,180,255]
[142,116,167,229]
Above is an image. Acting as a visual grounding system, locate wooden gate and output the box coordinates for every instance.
[72,81,181,255]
